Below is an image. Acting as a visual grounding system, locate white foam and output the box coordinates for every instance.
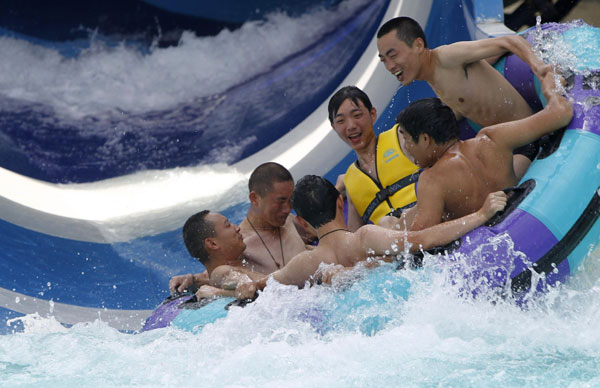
[0,0,371,120]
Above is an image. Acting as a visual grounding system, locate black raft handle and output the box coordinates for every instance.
[485,179,537,227]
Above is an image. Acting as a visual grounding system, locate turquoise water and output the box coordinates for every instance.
[2,256,600,387]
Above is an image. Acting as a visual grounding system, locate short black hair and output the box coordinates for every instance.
[328,86,373,124]
[396,98,459,144]
[182,210,214,264]
[248,162,293,197]
[377,17,428,48]
[292,175,339,228]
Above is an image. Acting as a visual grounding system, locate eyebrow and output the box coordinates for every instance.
[379,48,396,58]
[334,105,362,118]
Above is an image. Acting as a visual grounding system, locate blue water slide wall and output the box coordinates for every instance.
[0,0,510,333]
[0,1,386,183]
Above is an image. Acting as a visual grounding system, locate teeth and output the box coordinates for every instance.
[394,70,403,77]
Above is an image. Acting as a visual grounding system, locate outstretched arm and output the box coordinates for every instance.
[169,271,209,294]
[438,34,550,79]
[210,265,264,290]
[359,191,507,254]
[479,71,573,152]
[235,250,343,298]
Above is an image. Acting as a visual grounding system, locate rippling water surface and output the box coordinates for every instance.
[2,253,600,388]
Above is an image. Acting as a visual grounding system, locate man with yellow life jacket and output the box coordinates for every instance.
[328,86,420,231]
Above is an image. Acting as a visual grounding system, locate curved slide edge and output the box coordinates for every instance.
[0,0,425,245]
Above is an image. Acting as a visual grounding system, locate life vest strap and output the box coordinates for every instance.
[361,171,421,224]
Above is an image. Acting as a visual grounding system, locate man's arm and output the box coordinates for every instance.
[235,251,330,298]
[195,285,236,299]
[210,265,263,290]
[437,35,550,78]
[169,271,209,294]
[407,170,446,231]
[346,195,364,232]
[358,191,507,255]
[270,251,326,287]
[479,71,573,152]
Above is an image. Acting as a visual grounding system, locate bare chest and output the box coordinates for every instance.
[242,225,306,274]
[432,63,532,126]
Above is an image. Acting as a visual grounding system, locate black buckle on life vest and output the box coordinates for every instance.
[376,186,392,202]
[361,171,422,224]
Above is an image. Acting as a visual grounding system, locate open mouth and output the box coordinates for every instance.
[394,69,404,80]
[348,133,362,144]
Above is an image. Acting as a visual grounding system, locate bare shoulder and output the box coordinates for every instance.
[238,218,254,236]
[433,41,477,67]
[209,265,234,283]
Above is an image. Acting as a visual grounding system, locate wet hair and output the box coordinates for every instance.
[248,162,293,197]
[377,17,428,49]
[396,98,459,144]
[291,175,339,228]
[328,86,374,124]
[182,210,215,264]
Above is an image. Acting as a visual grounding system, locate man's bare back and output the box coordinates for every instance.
[416,136,517,221]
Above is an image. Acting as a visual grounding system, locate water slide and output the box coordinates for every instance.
[0,0,511,333]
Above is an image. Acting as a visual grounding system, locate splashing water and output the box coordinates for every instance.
[2,253,600,387]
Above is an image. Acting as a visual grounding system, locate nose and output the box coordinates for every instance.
[282,199,292,214]
[383,58,394,73]
[346,117,357,132]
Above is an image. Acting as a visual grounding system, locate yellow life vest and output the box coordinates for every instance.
[344,125,420,224]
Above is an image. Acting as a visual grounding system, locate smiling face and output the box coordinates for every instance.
[206,212,246,257]
[377,31,424,86]
[254,180,294,228]
[397,125,431,168]
[331,98,377,153]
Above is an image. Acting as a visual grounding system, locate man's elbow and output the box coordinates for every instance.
[407,233,428,252]
[549,97,574,128]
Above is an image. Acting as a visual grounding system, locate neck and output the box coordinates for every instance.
[432,139,458,163]
[316,220,348,241]
[355,136,377,170]
[419,48,435,82]
[246,209,277,230]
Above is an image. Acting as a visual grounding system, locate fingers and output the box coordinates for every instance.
[235,282,256,300]
[489,191,507,212]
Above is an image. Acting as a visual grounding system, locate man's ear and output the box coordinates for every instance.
[295,215,311,230]
[337,194,345,211]
[204,237,218,251]
[419,133,431,146]
[370,106,378,123]
[413,37,425,52]
[249,191,259,206]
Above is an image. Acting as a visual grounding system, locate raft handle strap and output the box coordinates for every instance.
[485,179,537,227]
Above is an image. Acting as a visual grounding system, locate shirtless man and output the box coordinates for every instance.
[376,16,552,177]
[236,175,506,297]
[396,71,572,231]
[181,210,265,299]
[169,162,309,294]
